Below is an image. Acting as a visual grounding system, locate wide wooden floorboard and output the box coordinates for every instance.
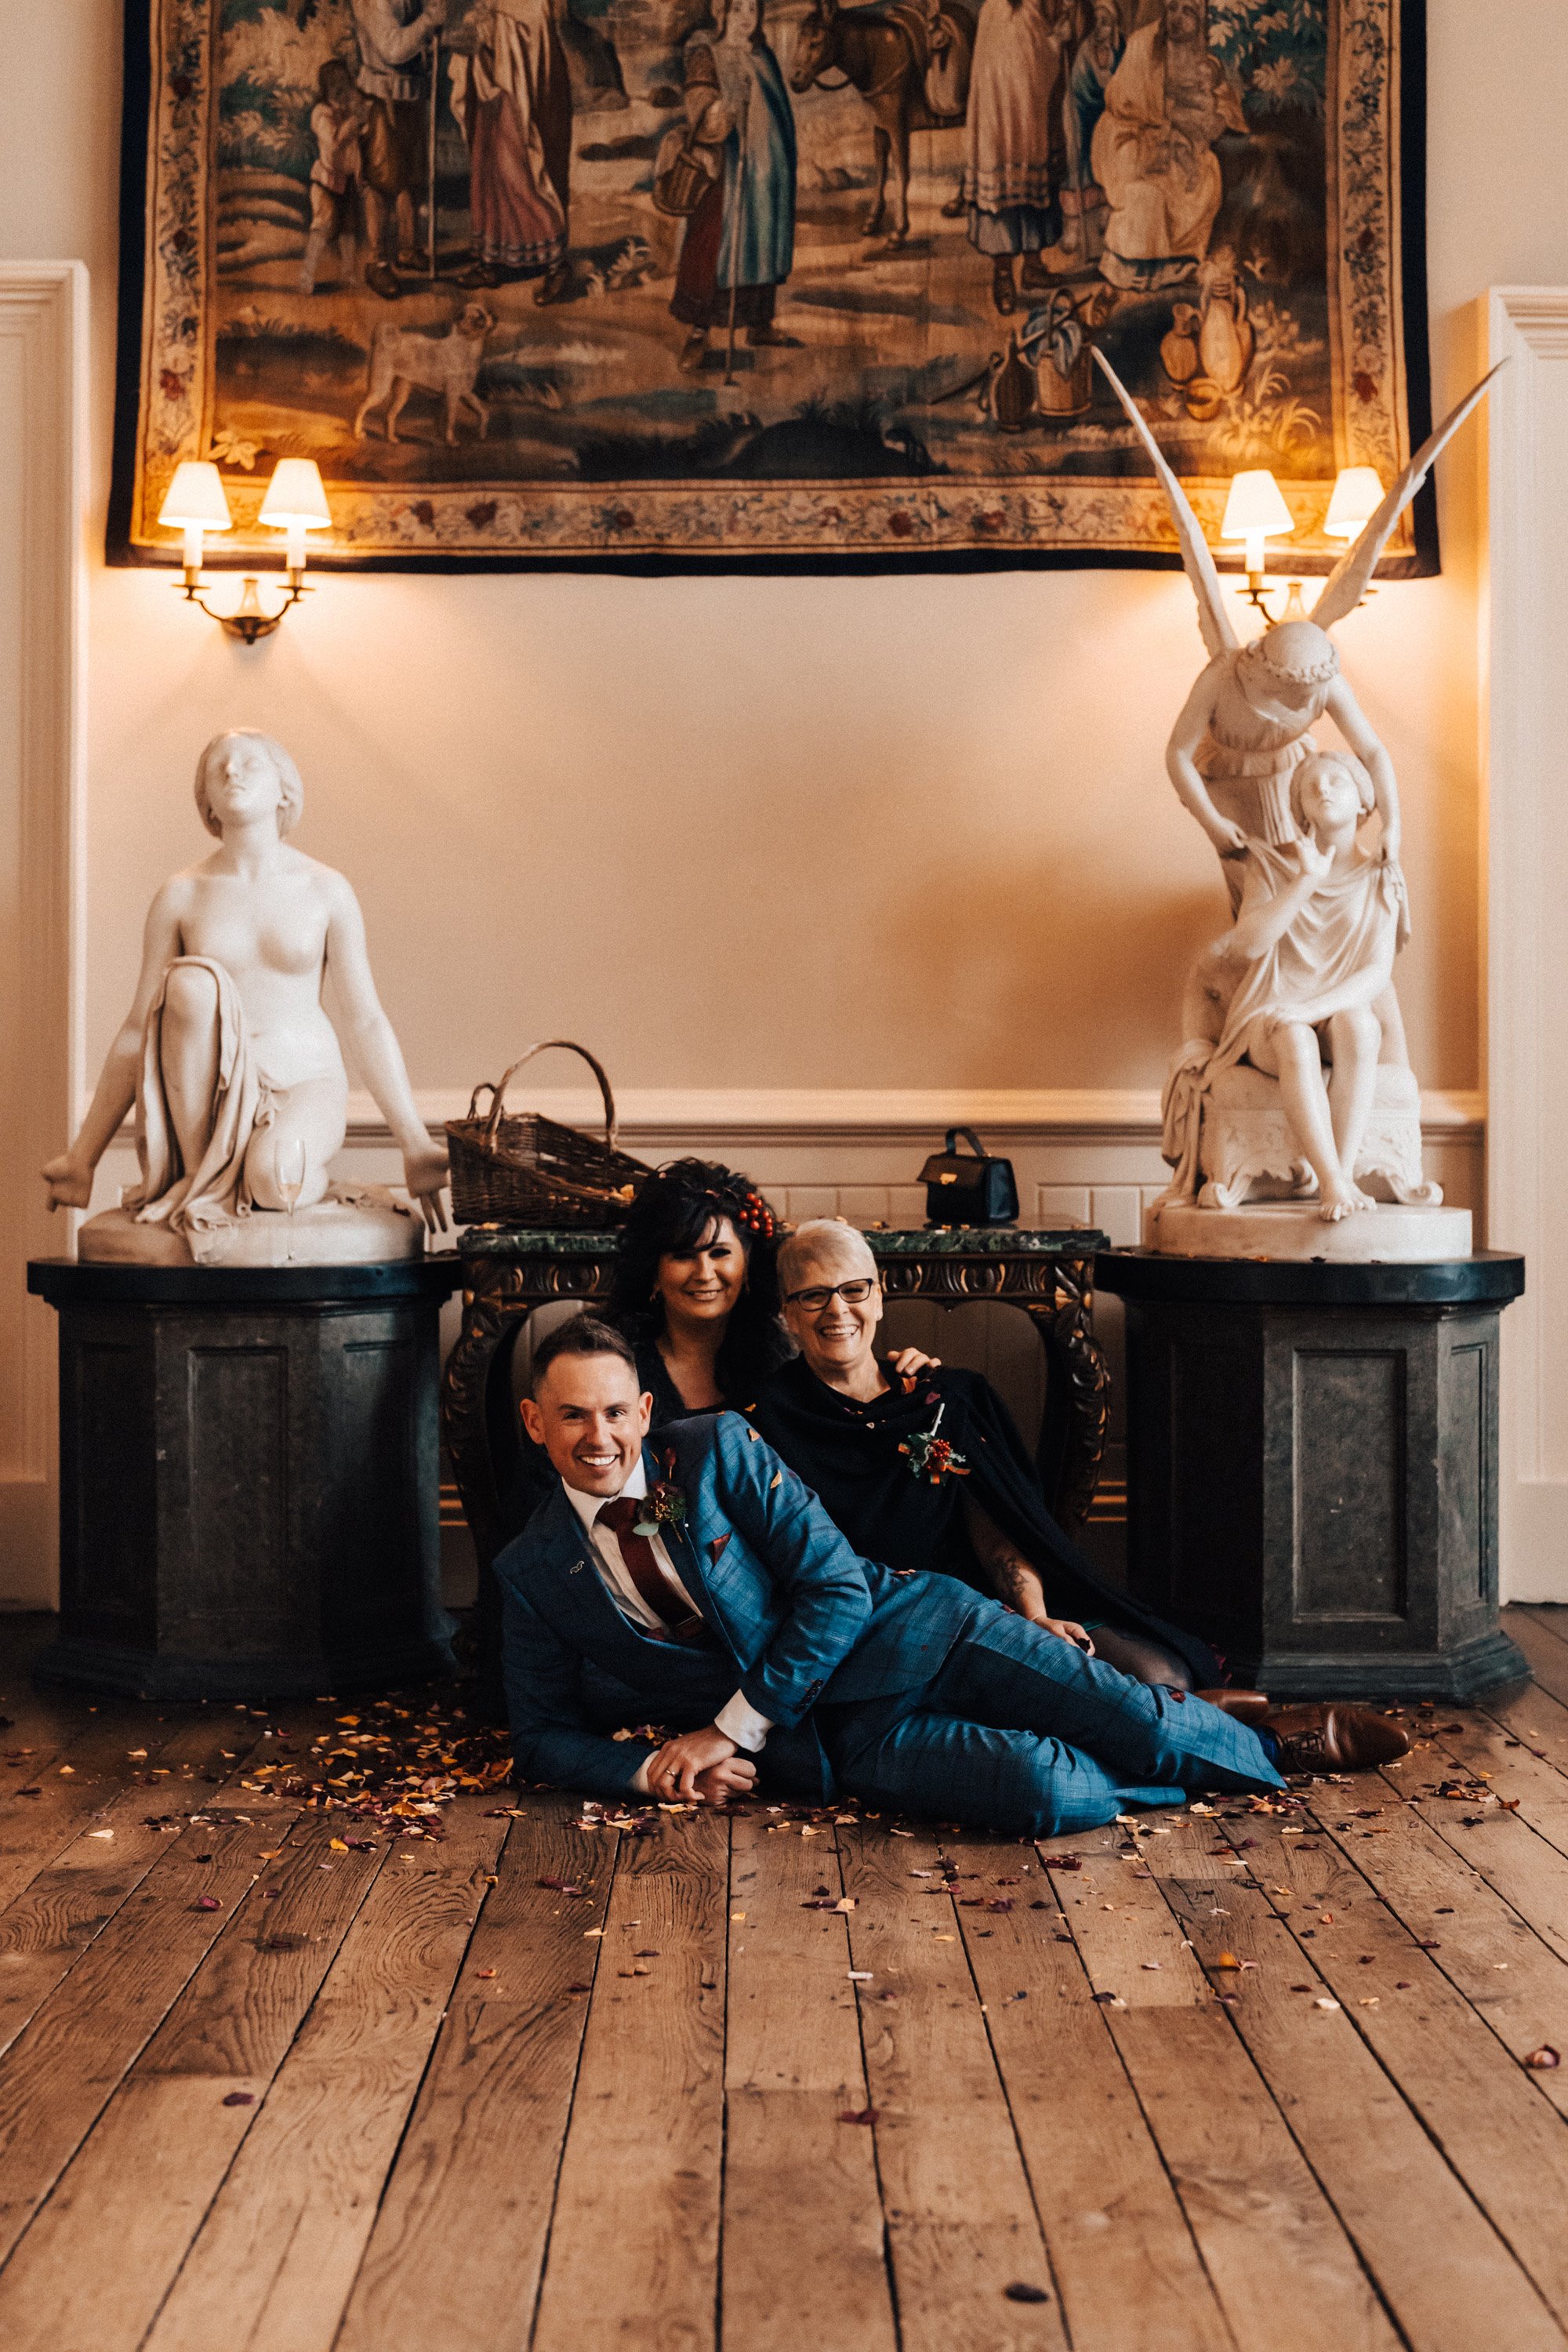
[1053,1821,1402,2352]
[1217,1789,1568,2332]
[0,1813,387,2352]
[531,1807,729,2352]
[953,1829,1236,2352]
[1505,1609,1568,1705]
[1155,1806,1566,2352]
[1,1608,1566,2350]
[143,1798,511,2352]
[0,1713,276,2061]
[332,1798,616,2352]
[721,1812,898,2352]
[840,1820,1070,2352]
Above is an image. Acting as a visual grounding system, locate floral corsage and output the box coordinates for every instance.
[898,1403,969,1487]
[634,1479,688,1538]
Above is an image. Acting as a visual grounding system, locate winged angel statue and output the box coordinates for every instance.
[1093,351,1499,1223]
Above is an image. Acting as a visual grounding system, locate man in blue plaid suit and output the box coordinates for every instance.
[495,1317,1293,1833]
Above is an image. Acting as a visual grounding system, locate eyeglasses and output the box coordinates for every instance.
[783,1278,880,1311]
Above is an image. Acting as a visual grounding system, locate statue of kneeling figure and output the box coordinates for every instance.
[1160,750,1438,1223]
[42,730,448,1266]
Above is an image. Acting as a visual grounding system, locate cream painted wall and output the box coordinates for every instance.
[2,4,1567,1151]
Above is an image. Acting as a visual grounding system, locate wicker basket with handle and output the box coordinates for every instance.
[445,1041,648,1228]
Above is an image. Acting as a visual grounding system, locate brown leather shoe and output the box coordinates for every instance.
[1264,1704,1410,1772]
[1196,1689,1270,1724]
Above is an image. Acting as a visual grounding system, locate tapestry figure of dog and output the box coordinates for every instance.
[353,303,495,445]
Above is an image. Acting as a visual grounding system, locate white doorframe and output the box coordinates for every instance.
[1483,285,1568,1600]
[0,263,87,1608]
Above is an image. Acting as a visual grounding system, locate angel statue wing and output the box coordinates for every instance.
[1093,348,1238,659]
[1311,362,1506,628]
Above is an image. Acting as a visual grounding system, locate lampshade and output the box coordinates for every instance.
[1220,469,1294,543]
[157,461,232,532]
[1324,465,1385,539]
[259,459,332,530]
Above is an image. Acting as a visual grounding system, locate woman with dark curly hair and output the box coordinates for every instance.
[605,1158,791,1417]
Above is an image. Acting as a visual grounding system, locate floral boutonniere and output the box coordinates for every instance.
[898,1403,969,1488]
[634,1479,687,1538]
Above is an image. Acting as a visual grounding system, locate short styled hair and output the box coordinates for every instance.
[529,1312,639,1395]
[776,1218,879,1295]
[194,729,305,840]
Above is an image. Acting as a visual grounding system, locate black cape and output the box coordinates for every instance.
[746,1357,1218,1687]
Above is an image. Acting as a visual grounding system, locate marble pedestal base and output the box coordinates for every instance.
[78,1185,423,1269]
[27,1258,460,1700]
[1147,1200,1474,1262]
[1094,1250,1528,1702]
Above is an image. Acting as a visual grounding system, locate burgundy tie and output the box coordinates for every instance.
[595,1495,706,1642]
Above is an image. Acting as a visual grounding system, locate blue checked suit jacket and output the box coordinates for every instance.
[495,1410,990,1801]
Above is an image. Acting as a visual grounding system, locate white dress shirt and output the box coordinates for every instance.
[564,1460,774,1791]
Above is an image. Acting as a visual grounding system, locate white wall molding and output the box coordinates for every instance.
[0,263,87,1607]
[1483,285,1568,1600]
[322,1086,1486,1149]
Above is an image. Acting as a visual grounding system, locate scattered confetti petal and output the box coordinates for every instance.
[1004,2282,1050,2303]
[1525,2046,1561,2071]
[838,2107,878,2125]
[222,2091,255,2107]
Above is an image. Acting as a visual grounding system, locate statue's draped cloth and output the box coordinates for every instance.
[1162,846,1409,1202]
[122,956,275,1261]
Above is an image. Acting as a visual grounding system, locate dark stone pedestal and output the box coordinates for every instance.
[27,1257,462,1701]
[1094,1250,1528,1703]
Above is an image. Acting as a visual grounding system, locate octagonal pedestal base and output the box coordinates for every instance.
[27,1258,460,1700]
[1094,1250,1529,1703]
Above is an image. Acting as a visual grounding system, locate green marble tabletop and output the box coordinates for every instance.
[458,1225,1109,1258]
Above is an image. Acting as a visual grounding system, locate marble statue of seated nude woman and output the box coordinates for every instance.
[1161,749,1411,1222]
[42,729,448,1265]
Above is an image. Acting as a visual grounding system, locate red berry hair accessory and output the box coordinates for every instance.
[738,1189,776,1241]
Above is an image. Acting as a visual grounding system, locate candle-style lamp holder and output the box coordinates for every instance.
[176,564,312,644]
[158,456,332,644]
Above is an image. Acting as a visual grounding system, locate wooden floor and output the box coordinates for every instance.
[3,1615,1568,2352]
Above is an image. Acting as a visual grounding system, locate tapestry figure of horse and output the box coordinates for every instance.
[789,0,978,244]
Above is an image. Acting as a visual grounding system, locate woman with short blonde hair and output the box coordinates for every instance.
[751,1218,1221,1687]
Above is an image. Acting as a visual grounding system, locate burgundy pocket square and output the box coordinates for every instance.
[708,1534,731,1564]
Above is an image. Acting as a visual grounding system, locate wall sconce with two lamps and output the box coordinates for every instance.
[1220,462,1387,621]
[157,457,332,644]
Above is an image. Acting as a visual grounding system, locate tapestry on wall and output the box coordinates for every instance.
[109,0,1432,571]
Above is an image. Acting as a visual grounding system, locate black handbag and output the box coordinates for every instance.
[916,1127,1019,1227]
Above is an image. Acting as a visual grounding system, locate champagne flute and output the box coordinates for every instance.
[274,1138,307,1265]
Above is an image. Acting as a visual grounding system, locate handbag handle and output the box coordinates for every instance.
[469,1041,619,1152]
[943,1126,989,1161]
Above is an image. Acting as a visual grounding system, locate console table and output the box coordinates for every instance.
[441,1225,1112,1568]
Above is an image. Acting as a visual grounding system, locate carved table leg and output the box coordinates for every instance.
[1025,1263,1112,1533]
[441,1264,529,1572]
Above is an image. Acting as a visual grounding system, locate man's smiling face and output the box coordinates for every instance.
[521,1350,653,1497]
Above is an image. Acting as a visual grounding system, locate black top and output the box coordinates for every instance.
[1094,1248,1526,1308]
[27,1256,460,1306]
[746,1356,1219,1686]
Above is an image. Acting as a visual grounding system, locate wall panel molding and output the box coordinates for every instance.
[1483,285,1568,1600]
[330,1085,1486,1149]
[0,263,87,1607]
